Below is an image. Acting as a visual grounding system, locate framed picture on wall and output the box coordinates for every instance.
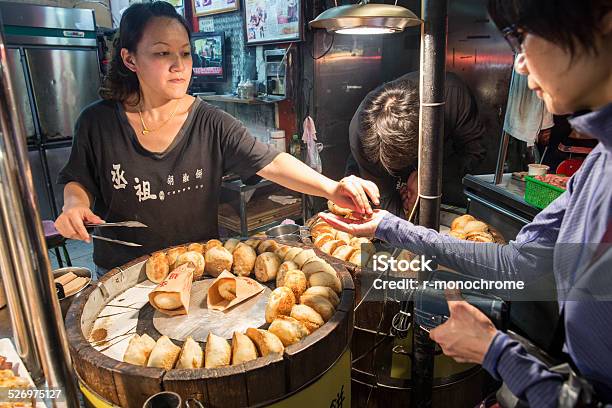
[244,0,302,45]
[192,0,239,17]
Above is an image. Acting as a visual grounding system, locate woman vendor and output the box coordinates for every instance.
[54,2,379,278]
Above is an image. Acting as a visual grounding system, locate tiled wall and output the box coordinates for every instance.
[198,11,257,95]
[197,11,276,134]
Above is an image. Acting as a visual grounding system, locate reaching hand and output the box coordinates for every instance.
[54,207,104,243]
[317,209,389,239]
[329,175,380,216]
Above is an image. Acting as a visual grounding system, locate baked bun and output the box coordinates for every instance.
[217,279,236,301]
[448,230,467,240]
[282,270,308,300]
[147,336,181,370]
[275,245,292,259]
[320,240,345,255]
[331,245,356,261]
[166,246,187,268]
[232,243,257,276]
[204,246,233,277]
[265,286,296,323]
[175,336,203,369]
[223,238,241,254]
[300,294,335,322]
[146,252,170,284]
[301,258,336,278]
[205,333,231,368]
[244,238,261,249]
[231,331,258,365]
[463,220,489,234]
[349,237,375,256]
[290,304,324,334]
[152,292,182,310]
[310,224,334,239]
[327,200,352,216]
[175,251,206,280]
[292,249,317,268]
[283,247,303,262]
[348,249,369,266]
[276,261,298,287]
[245,328,284,356]
[204,239,223,253]
[257,239,279,255]
[334,231,352,245]
[255,252,281,282]
[303,286,340,307]
[308,272,341,294]
[451,214,475,231]
[313,233,335,248]
[466,231,494,242]
[123,334,156,366]
[268,316,309,346]
[187,242,205,255]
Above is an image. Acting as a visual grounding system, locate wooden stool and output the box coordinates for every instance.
[43,220,72,268]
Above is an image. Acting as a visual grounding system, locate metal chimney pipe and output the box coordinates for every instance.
[0,23,80,407]
[415,0,448,407]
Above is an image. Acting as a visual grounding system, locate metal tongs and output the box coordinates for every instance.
[85,221,147,247]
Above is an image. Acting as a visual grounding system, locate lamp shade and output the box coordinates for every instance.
[309,3,422,34]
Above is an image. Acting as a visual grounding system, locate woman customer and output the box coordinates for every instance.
[55,2,379,278]
[320,0,612,406]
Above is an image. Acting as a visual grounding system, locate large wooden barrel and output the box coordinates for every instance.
[65,241,354,408]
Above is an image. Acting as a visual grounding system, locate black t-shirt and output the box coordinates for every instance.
[347,71,486,214]
[58,98,279,269]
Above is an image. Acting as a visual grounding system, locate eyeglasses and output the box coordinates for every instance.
[501,25,525,54]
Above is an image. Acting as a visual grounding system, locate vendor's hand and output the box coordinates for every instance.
[429,298,498,364]
[55,207,104,243]
[318,209,388,239]
[329,175,380,216]
[400,171,418,214]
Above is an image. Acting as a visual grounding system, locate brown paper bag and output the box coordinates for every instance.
[207,270,265,311]
[149,263,194,316]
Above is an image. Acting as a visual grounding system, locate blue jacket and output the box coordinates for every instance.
[376,103,612,407]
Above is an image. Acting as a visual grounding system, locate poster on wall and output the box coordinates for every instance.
[244,0,301,45]
[192,0,239,17]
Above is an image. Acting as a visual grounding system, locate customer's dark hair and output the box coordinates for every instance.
[99,1,191,104]
[488,0,612,57]
[360,81,420,177]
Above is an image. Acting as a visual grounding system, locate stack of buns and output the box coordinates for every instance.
[132,236,345,370]
[309,215,375,267]
[123,329,287,369]
[448,214,495,243]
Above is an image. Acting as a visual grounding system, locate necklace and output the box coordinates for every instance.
[138,100,180,135]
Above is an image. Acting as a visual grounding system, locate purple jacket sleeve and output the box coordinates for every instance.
[483,332,563,408]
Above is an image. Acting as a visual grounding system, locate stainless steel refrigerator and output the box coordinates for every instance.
[1,2,101,219]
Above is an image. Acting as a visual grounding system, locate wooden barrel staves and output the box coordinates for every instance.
[65,241,354,408]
